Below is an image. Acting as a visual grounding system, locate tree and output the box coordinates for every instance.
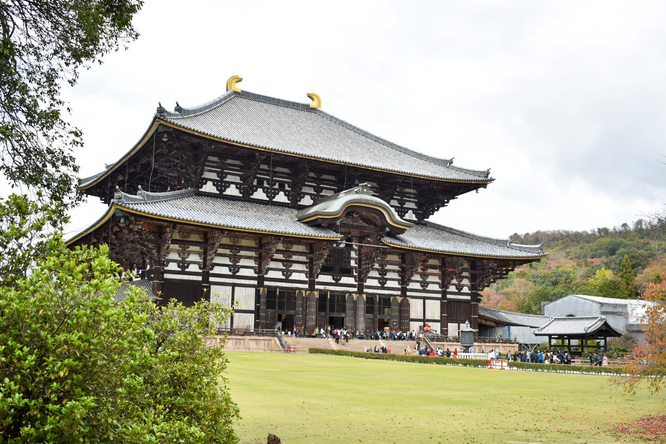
[0,238,240,442]
[0,2,242,440]
[1,0,143,201]
[618,281,666,395]
[619,254,636,298]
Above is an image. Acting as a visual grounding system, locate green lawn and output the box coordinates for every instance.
[225,352,665,443]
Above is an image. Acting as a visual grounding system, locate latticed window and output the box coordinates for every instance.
[322,247,352,275]
[378,296,391,316]
[366,295,375,315]
[266,288,296,312]
[318,292,347,314]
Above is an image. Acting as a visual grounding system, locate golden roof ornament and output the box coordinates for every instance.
[307,92,321,109]
[226,75,242,93]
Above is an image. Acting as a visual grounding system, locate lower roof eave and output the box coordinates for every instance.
[381,240,546,261]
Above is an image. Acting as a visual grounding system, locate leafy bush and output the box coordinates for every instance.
[0,242,239,443]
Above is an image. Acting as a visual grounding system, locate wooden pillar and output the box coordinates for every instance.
[390,296,400,331]
[346,293,356,330]
[258,287,267,330]
[355,294,366,333]
[294,290,305,329]
[152,265,164,296]
[470,292,480,340]
[441,293,448,337]
[305,291,318,335]
[399,297,410,332]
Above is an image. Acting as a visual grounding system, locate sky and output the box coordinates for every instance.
[63,0,666,240]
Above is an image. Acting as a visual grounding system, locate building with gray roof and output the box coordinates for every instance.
[69,76,545,339]
[543,294,653,343]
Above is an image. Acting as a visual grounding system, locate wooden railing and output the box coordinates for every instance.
[275,333,288,352]
[216,327,276,337]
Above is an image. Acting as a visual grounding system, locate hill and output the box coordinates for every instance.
[482,210,666,313]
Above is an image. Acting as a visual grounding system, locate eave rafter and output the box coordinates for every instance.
[469,259,518,291]
[401,251,428,286]
[441,256,466,291]
[255,236,281,276]
[356,233,383,284]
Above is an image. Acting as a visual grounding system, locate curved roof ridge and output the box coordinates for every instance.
[157,90,238,119]
[161,89,490,179]
[509,243,544,253]
[297,183,413,232]
[113,186,196,204]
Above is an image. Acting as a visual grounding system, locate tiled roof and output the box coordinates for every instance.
[115,279,159,303]
[297,183,412,232]
[478,306,550,328]
[112,188,340,239]
[156,90,491,182]
[69,188,544,260]
[564,294,652,307]
[383,221,546,259]
[534,316,622,337]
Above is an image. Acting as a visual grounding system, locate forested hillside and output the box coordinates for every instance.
[481,210,666,314]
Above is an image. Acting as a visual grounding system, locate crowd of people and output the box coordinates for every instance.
[589,353,609,366]
[506,350,572,365]
[281,326,423,342]
[281,326,610,366]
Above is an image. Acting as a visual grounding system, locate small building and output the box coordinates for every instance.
[478,306,550,348]
[533,316,622,354]
[543,294,652,343]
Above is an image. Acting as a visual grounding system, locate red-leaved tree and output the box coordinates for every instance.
[619,281,666,394]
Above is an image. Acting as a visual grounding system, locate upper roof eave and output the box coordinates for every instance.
[79,116,162,190]
[79,88,495,190]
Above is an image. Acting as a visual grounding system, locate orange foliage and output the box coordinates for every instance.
[618,281,666,395]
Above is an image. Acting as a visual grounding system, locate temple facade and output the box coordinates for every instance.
[69,76,545,338]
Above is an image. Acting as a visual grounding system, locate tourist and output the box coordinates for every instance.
[453,348,458,358]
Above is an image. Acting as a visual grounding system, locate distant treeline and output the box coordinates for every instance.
[483,212,666,314]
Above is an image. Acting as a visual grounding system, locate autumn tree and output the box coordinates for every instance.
[618,281,666,395]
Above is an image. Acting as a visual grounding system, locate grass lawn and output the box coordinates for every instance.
[225,351,665,443]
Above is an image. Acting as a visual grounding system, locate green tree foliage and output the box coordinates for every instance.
[619,254,636,298]
[485,217,666,313]
[0,238,239,442]
[0,192,66,286]
[0,0,143,201]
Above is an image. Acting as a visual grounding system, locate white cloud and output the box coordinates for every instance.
[59,0,666,240]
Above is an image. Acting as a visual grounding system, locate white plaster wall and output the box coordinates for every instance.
[425,299,440,319]
[210,285,232,307]
[163,273,200,281]
[234,286,255,310]
[234,313,254,330]
[410,298,423,318]
[448,322,460,338]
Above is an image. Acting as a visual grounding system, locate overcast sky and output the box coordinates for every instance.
[64,1,666,240]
